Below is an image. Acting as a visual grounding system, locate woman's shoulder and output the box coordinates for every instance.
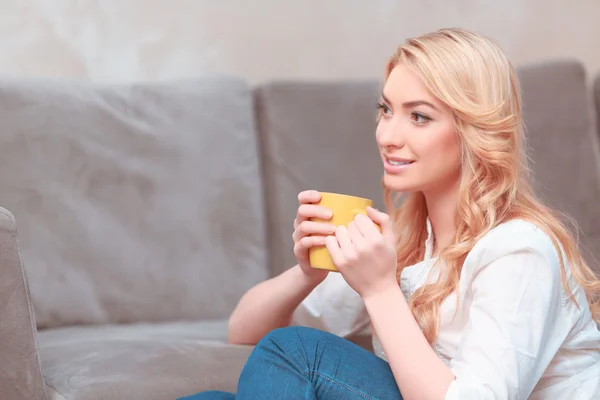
[459,220,579,322]
[465,219,561,271]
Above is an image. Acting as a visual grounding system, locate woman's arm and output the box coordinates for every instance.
[324,208,455,399]
[327,209,568,400]
[364,287,454,400]
[439,249,569,399]
[365,248,568,400]
[229,190,337,345]
[227,264,323,345]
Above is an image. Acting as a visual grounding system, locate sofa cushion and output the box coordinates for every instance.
[38,322,250,400]
[0,77,269,328]
[518,60,600,274]
[255,82,383,276]
[594,73,600,140]
[0,207,47,400]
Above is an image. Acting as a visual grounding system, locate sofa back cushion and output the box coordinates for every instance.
[519,61,600,274]
[0,77,269,328]
[256,60,600,277]
[255,82,383,276]
[593,74,600,141]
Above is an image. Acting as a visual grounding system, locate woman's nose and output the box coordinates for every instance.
[376,119,406,149]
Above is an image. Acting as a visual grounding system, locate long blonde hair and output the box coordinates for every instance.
[383,28,600,344]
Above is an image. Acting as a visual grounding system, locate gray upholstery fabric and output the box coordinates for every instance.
[255,82,383,276]
[0,207,47,400]
[593,73,600,140]
[38,322,251,400]
[518,61,600,274]
[0,77,269,329]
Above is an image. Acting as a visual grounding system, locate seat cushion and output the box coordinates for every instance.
[0,76,269,328]
[38,321,252,400]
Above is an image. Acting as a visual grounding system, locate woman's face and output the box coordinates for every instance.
[376,65,461,195]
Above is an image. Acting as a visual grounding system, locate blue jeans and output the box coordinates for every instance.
[178,326,403,400]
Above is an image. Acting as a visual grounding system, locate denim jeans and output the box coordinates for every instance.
[178,326,403,400]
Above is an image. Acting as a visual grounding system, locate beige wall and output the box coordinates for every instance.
[1,0,599,84]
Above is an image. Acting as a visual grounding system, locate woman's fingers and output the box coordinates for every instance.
[294,235,329,261]
[293,221,336,242]
[299,220,337,235]
[297,204,332,220]
[298,190,322,204]
[294,204,333,229]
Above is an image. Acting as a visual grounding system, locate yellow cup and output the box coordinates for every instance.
[309,192,378,272]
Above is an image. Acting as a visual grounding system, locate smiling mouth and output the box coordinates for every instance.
[387,159,414,166]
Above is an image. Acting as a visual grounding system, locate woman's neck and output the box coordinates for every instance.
[423,183,459,256]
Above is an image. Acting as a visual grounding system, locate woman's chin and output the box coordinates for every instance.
[383,175,416,192]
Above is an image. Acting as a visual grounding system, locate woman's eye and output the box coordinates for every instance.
[376,102,392,115]
[411,112,431,124]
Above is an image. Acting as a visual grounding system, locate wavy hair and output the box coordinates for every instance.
[382,28,600,344]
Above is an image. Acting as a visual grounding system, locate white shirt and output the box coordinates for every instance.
[292,219,600,399]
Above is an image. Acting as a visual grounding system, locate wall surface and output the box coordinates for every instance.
[1,0,599,84]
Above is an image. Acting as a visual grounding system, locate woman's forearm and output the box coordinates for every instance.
[364,286,455,400]
[227,264,323,345]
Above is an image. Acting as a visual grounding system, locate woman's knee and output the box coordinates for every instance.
[240,327,312,376]
[261,326,330,347]
[257,326,301,351]
[259,326,340,359]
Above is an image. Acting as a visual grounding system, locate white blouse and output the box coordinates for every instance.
[292,219,600,399]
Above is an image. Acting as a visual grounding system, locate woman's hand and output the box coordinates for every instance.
[325,206,398,299]
[292,190,336,283]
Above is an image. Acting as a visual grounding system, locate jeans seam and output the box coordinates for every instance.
[305,379,313,400]
[293,327,318,400]
[293,327,311,372]
[294,327,380,400]
[304,370,378,400]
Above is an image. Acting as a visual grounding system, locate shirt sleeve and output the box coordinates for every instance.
[445,243,572,399]
[290,272,370,338]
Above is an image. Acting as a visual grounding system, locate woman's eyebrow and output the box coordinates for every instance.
[401,100,439,112]
[381,92,439,112]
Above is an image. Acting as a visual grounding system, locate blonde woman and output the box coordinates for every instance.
[181,28,600,399]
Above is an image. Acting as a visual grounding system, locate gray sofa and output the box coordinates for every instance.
[1,60,600,400]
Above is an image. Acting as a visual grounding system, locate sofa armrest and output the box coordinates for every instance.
[0,207,47,400]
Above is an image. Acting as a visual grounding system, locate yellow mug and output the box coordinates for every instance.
[309,192,379,272]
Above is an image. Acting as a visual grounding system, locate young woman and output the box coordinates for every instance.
[181,28,600,399]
